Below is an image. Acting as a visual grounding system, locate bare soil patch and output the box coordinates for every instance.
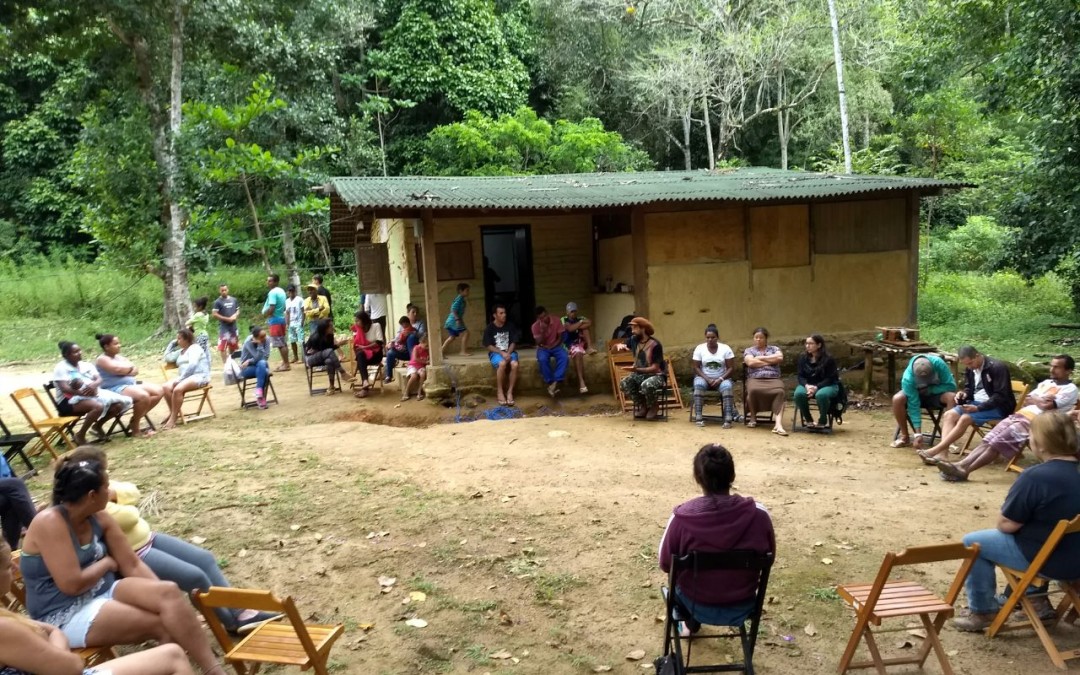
[2,362,1075,674]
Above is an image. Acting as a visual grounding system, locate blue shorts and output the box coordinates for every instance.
[953,406,1007,426]
[446,325,466,337]
[57,582,118,648]
[489,352,519,368]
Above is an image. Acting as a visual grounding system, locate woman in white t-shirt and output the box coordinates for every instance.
[52,341,133,445]
[691,324,738,428]
[160,329,210,430]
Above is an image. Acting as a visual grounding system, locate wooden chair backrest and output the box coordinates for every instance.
[193,587,321,664]
[11,388,54,426]
[7,550,26,609]
[1010,380,1030,413]
[1012,516,1080,584]
[858,542,980,615]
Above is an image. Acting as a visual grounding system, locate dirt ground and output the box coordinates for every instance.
[1,360,1076,675]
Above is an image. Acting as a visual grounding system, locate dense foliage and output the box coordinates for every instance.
[1,0,1079,314]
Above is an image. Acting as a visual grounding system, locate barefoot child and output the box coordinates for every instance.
[284,284,304,363]
[187,296,211,368]
[442,282,471,356]
[404,334,430,401]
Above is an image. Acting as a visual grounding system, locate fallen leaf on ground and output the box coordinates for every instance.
[378,576,396,587]
[821,558,833,565]
[190,536,207,545]
[626,649,646,661]
[489,650,512,659]
[404,618,427,628]
[804,623,817,637]
[592,666,612,673]
[409,591,427,602]
[358,622,375,631]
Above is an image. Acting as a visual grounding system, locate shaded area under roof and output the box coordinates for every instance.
[323,168,971,212]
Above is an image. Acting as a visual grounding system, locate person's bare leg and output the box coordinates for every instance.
[278,346,290,370]
[160,382,175,423]
[940,391,957,409]
[891,391,910,442]
[459,330,471,356]
[507,360,519,402]
[126,387,150,434]
[105,578,223,672]
[926,412,974,457]
[573,354,586,390]
[582,328,595,353]
[100,644,196,675]
[406,373,418,397]
[773,396,787,434]
[162,380,199,429]
[441,334,456,354]
[495,362,507,403]
[72,400,104,445]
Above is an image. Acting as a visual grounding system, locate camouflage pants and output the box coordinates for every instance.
[620,373,665,408]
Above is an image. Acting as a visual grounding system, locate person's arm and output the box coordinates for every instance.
[997,514,1023,534]
[821,356,839,387]
[0,619,85,675]
[796,355,809,386]
[531,321,543,344]
[95,355,136,378]
[657,513,676,573]
[743,349,767,368]
[693,359,707,380]
[31,512,117,596]
[97,511,157,580]
[935,357,957,390]
[1051,384,1078,411]
[979,361,1013,411]
[761,348,784,365]
[638,342,662,374]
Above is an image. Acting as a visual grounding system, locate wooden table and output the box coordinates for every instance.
[848,341,959,396]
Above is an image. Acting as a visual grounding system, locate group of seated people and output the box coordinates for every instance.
[889,349,1078,481]
[0,447,280,674]
[659,414,1079,656]
[617,320,842,433]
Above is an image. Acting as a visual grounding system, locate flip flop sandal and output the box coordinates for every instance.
[890,438,912,448]
[940,472,967,482]
[506,399,516,406]
[746,421,757,428]
[937,462,968,481]
[497,398,508,406]
[917,450,941,466]
[772,428,788,436]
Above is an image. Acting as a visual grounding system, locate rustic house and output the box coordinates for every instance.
[321,168,966,393]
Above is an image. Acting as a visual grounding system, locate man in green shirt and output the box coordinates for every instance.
[262,273,290,371]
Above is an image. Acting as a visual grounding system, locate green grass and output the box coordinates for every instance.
[919,270,1080,362]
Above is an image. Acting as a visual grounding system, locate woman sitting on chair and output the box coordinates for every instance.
[94,333,163,438]
[952,413,1080,632]
[0,538,196,675]
[64,446,279,636]
[659,444,775,634]
[691,324,737,428]
[743,327,788,436]
[239,325,271,409]
[53,341,133,445]
[159,329,209,430]
[18,455,226,672]
[614,317,665,420]
[350,311,384,396]
[793,334,840,430]
[305,319,350,395]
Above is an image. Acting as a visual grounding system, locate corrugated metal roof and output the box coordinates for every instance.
[325,168,970,211]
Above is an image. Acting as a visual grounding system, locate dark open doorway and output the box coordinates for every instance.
[481,226,535,345]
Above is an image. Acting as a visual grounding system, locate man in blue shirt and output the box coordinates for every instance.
[262,273,290,371]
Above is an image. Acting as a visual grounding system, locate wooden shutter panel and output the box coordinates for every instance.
[355,242,390,293]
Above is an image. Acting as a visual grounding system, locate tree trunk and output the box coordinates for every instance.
[778,109,789,170]
[281,218,301,290]
[702,95,715,171]
[681,105,692,170]
[827,0,852,173]
[241,176,272,273]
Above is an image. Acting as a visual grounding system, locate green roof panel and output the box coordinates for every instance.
[325,168,969,211]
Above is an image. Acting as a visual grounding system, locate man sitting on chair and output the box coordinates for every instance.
[952,413,1080,632]
[890,354,957,449]
[659,444,775,634]
[937,354,1077,482]
[918,345,1016,463]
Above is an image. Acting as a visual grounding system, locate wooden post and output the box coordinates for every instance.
[887,353,897,394]
[863,347,873,396]
[419,210,443,366]
[906,193,920,327]
[630,206,648,318]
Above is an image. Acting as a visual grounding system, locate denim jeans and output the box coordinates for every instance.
[961,528,1032,613]
[384,347,410,378]
[241,360,269,390]
[0,478,36,549]
[537,346,569,384]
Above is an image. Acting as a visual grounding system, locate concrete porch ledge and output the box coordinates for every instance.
[423,349,612,400]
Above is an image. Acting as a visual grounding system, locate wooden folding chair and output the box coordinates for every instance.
[960,379,1030,454]
[655,358,685,420]
[9,388,77,460]
[837,542,979,675]
[230,352,279,409]
[607,338,633,411]
[987,515,1080,669]
[192,587,344,675]
[161,363,216,423]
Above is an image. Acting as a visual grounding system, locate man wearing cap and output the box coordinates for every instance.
[303,283,330,328]
[312,274,332,312]
[532,306,568,398]
[483,304,521,406]
[562,302,594,394]
[614,316,666,420]
[891,353,957,448]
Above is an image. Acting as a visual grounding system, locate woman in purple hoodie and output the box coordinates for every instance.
[659,444,775,629]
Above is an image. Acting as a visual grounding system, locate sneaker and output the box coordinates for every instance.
[1011,596,1056,623]
[257,397,267,410]
[232,611,285,636]
[953,610,996,632]
[579,385,589,394]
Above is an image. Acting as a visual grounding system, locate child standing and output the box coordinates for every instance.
[404,334,430,401]
[383,316,416,384]
[284,284,305,364]
[442,282,471,356]
[187,296,211,368]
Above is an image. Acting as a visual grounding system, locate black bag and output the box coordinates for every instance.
[654,654,679,675]
[830,379,849,425]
